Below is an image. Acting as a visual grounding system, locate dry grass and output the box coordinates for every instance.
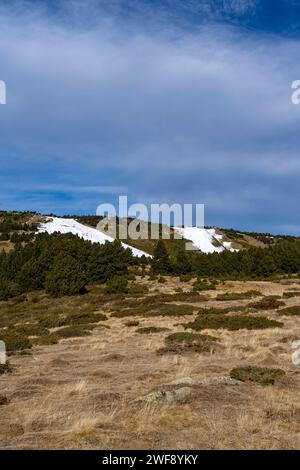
[0,278,300,449]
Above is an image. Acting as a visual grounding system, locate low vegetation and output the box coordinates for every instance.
[157,332,219,354]
[0,332,32,352]
[54,326,92,339]
[111,303,196,318]
[277,306,300,316]
[248,296,284,310]
[136,326,169,334]
[282,291,300,298]
[230,366,285,385]
[215,290,261,301]
[0,395,9,406]
[183,314,283,331]
[0,362,12,375]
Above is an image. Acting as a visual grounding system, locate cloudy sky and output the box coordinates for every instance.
[1,0,300,233]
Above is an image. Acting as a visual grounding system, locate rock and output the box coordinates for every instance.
[167,376,242,387]
[135,387,192,404]
[135,375,242,404]
[168,377,196,386]
[197,376,242,386]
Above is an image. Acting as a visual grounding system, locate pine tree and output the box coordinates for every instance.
[45,254,87,297]
[151,240,172,274]
[174,249,192,275]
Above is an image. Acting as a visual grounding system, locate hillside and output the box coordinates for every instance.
[0,211,299,256]
[1,210,300,450]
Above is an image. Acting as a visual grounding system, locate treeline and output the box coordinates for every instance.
[0,214,38,243]
[1,232,300,302]
[151,240,300,278]
[0,233,134,300]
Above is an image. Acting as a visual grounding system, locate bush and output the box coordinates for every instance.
[105,276,129,294]
[183,314,283,331]
[0,362,12,375]
[278,306,300,316]
[0,279,22,301]
[193,279,216,291]
[54,326,92,338]
[0,332,32,352]
[68,312,108,325]
[12,324,49,337]
[45,254,87,297]
[216,290,261,301]
[180,274,193,282]
[230,366,285,385]
[32,335,59,346]
[125,320,140,327]
[38,311,107,328]
[157,332,219,354]
[282,291,300,298]
[111,303,195,318]
[38,314,69,328]
[136,326,169,334]
[0,395,9,406]
[248,296,284,310]
[128,284,149,295]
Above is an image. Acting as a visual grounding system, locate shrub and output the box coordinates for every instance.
[125,320,140,327]
[32,335,59,346]
[128,284,149,295]
[38,314,69,328]
[248,296,284,310]
[12,324,49,337]
[45,254,87,297]
[0,332,32,352]
[282,291,300,298]
[180,274,193,282]
[0,395,9,406]
[132,292,205,305]
[230,366,285,385]
[54,326,92,338]
[68,312,108,325]
[278,306,300,316]
[216,290,261,301]
[193,279,216,291]
[183,314,283,331]
[105,276,129,294]
[0,279,22,301]
[197,305,249,315]
[0,362,12,375]
[136,326,169,334]
[158,276,166,284]
[166,332,217,344]
[111,303,195,318]
[38,311,107,328]
[157,332,219,354]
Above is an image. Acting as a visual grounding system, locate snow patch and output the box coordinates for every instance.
[174,227,237,254]
[37,217,151,258]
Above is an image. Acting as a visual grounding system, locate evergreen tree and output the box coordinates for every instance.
[151,240,172,274]
[174,249,192,275]
[45,254,87,297]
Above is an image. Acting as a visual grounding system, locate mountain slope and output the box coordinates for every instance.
[38,217,151,258]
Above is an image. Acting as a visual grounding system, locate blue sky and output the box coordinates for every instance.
[1,0,300,233]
